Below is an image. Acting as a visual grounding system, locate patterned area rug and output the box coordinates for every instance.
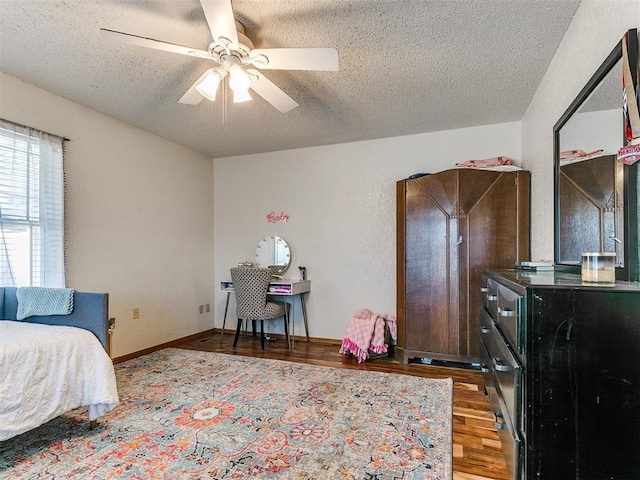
[1,348,453,479]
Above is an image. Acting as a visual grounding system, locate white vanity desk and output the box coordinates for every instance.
[220,278,311,348]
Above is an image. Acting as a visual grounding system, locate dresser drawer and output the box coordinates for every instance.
[480,306,493,337]
[482,277,499,319]
[496,284,524,354]
[485,322,522,433]
[480,339,493,390]
[482,317,521,480]
[480,308,494,390]
[490,386,522,480]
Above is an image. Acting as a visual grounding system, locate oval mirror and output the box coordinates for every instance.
[255,236,291,275]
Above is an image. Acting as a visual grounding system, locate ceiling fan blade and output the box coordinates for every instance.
[247,69,298,113]
[178,71,211,105]
[250,48,339,71]
[200,0,238,48]
[100,28,211,59]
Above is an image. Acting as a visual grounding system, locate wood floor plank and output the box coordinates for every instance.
[175,333,510,479]
[454,406,494,421]
[454,472,506,480]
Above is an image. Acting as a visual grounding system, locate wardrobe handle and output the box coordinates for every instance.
[493,357,510,372]
[480,287,488,293]
[481,326,490,334]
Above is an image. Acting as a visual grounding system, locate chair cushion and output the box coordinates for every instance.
[265,301,287,318]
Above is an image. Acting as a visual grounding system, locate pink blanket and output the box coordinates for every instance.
[560,149,603,159]
[455,156,514,168]
[339,309,397,363]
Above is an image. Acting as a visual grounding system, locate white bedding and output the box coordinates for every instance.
[0,320,119,441]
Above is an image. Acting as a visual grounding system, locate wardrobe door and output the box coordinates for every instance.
[401,170,458,358]
[459,170,529,358]
[559,155,622,263]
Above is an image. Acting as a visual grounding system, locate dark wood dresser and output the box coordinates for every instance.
[482,269,640,480]
[396,169,530,364]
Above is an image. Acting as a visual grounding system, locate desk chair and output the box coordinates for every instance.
[230,267,290,350]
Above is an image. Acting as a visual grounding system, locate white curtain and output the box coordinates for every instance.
[0,119,65,287]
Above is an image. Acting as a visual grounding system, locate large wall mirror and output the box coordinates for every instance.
[554,28,639,281]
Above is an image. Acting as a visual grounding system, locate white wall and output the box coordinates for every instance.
[559,109,621,155]
[214,122,521,341]
[522,0,640,260]
[5,0,634,352]
[0,73,215,358]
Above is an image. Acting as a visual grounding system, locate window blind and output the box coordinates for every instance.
[0,119,65,287]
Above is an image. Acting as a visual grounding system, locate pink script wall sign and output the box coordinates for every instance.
[266,211,290,223]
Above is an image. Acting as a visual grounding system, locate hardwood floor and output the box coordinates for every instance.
[175,331,510,480]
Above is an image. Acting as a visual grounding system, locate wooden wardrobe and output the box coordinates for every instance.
[396,169,530,364]
[559,154,624,265]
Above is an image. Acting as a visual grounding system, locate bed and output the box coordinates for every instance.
[0,287,119,441]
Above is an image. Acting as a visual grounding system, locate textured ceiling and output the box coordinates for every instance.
[0,0,581,158]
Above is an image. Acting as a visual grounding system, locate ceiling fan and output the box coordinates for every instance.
[100,0,339,113]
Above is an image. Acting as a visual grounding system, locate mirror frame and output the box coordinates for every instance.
[255,235,291,275]
[553,28,639,281]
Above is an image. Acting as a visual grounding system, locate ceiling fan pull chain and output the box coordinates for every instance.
[222,76,228,126]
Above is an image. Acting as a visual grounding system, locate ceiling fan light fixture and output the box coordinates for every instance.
[229,64,252,96]
[233,89,252,103]
[196,69,223,101]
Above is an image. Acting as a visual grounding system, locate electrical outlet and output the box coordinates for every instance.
[205,303,210,313]
[199,305,204,314]
[132,307,140,319]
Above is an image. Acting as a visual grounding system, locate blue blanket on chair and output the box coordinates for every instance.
[16,287,75,320]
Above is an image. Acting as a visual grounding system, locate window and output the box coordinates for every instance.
[0,120,65,287]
